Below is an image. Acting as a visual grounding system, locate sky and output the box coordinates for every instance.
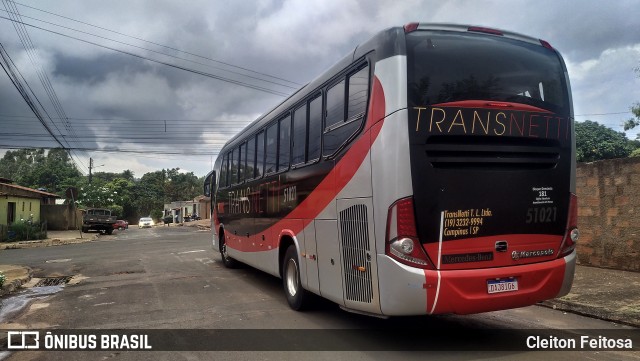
[1,0,639,178]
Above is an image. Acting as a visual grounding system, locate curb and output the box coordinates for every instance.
[540,300,640,328]
[0,234,99,250]
[0,266,33,297]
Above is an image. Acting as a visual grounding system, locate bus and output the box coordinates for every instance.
[203,23,577,317]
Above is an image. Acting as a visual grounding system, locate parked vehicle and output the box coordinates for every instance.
[82,208,117,234]
[113,220,128,230]
[138,217,154,228]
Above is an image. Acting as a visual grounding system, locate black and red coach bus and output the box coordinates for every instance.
[204,23,578,316]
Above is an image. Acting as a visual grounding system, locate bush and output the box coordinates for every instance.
[6,221,47,242]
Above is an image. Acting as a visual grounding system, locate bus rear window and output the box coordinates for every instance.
[407,31,568,114]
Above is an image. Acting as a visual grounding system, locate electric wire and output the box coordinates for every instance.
[0,15,291,97]
[0,7,299,91]
[11,1,303,87]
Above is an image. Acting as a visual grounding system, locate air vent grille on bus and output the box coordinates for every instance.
[339,204,373,304]
[425,136,561,170]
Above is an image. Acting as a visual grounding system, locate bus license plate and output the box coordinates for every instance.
[487,279,518,294]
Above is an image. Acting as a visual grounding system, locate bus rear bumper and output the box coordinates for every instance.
[377,251,575,316]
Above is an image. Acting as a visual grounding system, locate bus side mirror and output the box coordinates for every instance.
[204,171,216,197]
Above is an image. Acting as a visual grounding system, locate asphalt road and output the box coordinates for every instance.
[0,226,637,360]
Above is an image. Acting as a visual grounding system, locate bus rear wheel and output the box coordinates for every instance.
[283,245,307,310]
[220,233,237,268]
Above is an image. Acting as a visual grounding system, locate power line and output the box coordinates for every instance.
[0,42,67,149]
[0,7,299,91]
[0,15,291,97]
[574,111,632,117]
[12,1,303,87]
[2,0,88,174]
[0,144,221,156]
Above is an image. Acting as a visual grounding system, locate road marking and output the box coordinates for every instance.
[45,259,71,263]
[177,250,206,255]
[93,302,115,307]
[196,258,214,265]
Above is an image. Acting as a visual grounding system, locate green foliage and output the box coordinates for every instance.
[576,120,633,162]
[0,151,204,223]
[0,148,82,195]
[623,103,640,136]
[150,209,163,222]
[7,221,47,242]
[0,271,5,288]
[631,148,640,157]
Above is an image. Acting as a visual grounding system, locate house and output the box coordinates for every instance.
[0,177,60,226]
[163,195,211,223]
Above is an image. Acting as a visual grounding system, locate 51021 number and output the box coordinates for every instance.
[525,207,557,224]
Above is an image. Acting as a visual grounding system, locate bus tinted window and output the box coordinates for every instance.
[256,131,265,178]
[323,66,369,156]
[292,105,307,165]
[407,31,568,113]
[265,123,278,174]
[278,115,291,171]
[239,141,247,183]
[325,80,345,130]
[308,94,322,161]
[219,153,228,188]
[347,65,369,121]
[247,135,256,179]
[231,147,239,184]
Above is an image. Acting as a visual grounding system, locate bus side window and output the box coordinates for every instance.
[323,64,369,156]
[239,141,247,183]
[325,79,345,131]
[308,94,322,162]
[256,131,265,178]
[265,123,278,174]
[231,147,239,185]
[219,152,228,188]
[278,114,291,171]
[247,134,256,179]
[292,104,307,166]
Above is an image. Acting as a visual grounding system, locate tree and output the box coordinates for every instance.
[0,148,81,194]
[575,120,633,162]
[623,66,640,138]
[623,102,640,136]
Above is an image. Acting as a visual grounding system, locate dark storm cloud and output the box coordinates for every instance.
[1,0,639,176]
[52,53,152,85]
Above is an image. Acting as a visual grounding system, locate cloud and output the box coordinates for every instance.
[2,0,640,177]
[566,44,640,134]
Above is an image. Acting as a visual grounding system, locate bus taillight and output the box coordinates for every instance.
[559,193,578,258]
[386,197,434,269]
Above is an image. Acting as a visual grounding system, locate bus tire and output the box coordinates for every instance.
[282,245,307,311]
[220,233,237,268]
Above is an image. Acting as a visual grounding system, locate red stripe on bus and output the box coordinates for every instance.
[226,76,387,252]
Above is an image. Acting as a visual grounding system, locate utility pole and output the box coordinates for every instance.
[89,157,93,184]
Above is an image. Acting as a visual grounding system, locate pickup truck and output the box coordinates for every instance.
[82,208,117,234]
